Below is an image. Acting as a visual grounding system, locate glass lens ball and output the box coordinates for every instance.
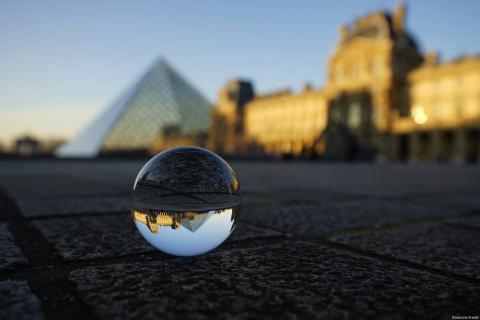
[131,146,240,256]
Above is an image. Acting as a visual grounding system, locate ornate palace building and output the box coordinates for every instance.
[209,4,480,163]
[131,209,214,233]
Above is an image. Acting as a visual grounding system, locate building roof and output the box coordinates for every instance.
[339,5,419,51]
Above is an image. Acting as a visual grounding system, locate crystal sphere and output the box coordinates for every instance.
[131,146,240,256]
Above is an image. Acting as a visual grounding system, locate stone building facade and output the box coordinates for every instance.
[244,85,328,157]
[391,55,480,163]
[209,4,480,163]
[208,80,254,155]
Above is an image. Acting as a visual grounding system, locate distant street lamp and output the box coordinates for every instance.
[412,105,428,125]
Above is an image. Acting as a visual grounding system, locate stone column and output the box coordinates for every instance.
[476,131,480,164]
[453,129,467,164]
[387,134,399,162]
[409,132,420,163]
[375,133,390,163]
[431,130,441,163]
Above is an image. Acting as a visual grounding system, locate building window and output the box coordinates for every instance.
[330,106,342,123]
[478,94,480,115]
[432,101,442,120]
[335,65,343,82]
[348,103,362,128]
[352,65,360,79]
[371,107,378,125]
[456,97,464,117]
[372,56,382,74]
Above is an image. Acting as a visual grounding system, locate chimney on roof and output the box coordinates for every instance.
[424,51,440,66]
[339,24,349,43]
[393,3,406,32]
[303,82,313,92]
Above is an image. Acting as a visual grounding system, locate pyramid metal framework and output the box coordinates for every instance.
[180,211,213,233]
[56,59,212,157]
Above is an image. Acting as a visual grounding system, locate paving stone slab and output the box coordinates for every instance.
[0,174,123,197]
[241,197,457,236]
[447,216,480,229]
[235,162,480,196]
[0,223,27,271]
[34,215,281,261]
[3,161,480,197]
[0,280,44,320]
[242,189,360,206]
[16,195,131,217]
[230,223,282,241]
[331,224,480,280]
[0,159,143,176]
[402,192,480,211]
[69,241,480,320]
[33,215,152,261]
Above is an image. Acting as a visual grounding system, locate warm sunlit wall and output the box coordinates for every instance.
[393,56,480,133]
[244,88,327,156]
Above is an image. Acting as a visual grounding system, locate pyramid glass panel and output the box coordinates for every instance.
[56,59,212,157]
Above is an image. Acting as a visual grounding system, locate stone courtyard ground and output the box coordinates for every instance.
[0,159,480,319]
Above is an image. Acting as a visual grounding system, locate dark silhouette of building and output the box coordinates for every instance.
[15,136,40,156]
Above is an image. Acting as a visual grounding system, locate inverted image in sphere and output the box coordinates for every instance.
[131,146,240,256]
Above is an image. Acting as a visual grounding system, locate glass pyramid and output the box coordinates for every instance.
[56,58,212,157]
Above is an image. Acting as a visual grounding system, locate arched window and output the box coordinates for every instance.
[348,103,362,128]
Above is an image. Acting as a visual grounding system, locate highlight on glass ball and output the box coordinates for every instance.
[131,146,240,256]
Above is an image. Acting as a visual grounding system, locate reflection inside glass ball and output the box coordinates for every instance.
[131,146,240,256]
[132,207,238,256]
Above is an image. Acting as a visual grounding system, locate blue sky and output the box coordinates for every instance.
[1,0,479,143]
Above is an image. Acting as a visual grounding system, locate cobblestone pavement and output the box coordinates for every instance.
[0,160,479,320]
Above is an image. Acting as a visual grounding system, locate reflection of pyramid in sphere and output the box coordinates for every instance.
[180,211,213,232]
[56,58,212,157]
